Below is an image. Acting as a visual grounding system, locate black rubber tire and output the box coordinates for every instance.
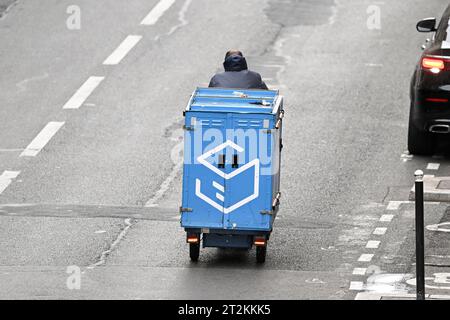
[408,107,435,155]
[189,243,200,262]
[256,246,267,263]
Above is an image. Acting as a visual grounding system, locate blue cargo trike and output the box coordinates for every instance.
[180,88,284,263]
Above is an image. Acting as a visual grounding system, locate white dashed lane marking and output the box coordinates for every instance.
[427,163,440,170]
[349,281,364,291]
[103,35,143,65]
[358,254,374,262]
[379,214,394,222]
[62,76,105,109]
[352,268,367,276]
[365,240,381,249]
[141,0,176,25]
[0,171,20,194]
[373,227,387,235]
[20,122,65,157]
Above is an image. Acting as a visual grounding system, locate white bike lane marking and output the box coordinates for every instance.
[103,35,143,65]
[349,200,404,292]
[20,122,65,157]
[0,171,20,194]
[141,0,176,25]
[62,76,105,109]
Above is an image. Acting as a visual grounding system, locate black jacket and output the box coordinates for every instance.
[208,55,268,90]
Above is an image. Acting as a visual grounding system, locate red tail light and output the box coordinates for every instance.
[254,237,266,246]
[422,57,445,73]
[187,235,199,244]
[426,98,449,103]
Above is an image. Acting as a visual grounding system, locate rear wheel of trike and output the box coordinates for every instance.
[256,245,267,263]
[189,243,200,262]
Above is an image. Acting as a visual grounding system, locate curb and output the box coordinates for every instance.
[409,176,450,202]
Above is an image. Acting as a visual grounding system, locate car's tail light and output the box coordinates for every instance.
[422,57,446,73]
[426,98,449,103]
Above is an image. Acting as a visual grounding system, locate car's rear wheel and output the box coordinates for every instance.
[408,105,435,155]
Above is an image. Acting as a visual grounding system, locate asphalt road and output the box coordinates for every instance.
[1,0,450,300]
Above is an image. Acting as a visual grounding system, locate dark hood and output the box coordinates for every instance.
[223,54,248,72]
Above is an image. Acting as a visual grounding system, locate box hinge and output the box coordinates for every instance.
[180,207,193,213]
[260,210,273,215]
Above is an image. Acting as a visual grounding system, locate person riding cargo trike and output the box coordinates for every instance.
[180,87,284,263]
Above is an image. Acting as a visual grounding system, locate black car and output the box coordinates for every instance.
[409,6,450,155]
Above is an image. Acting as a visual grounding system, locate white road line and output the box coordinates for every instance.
[366,240,381,249]
[365,63,383,67]
[349,281,364,291]
[427,163,440,170]
[141,0,176,25]
[20,122,65,157]
[387,201,401,210]
[380,214,394,222]
[62,76,105,109]
[0,171,20,194]
[358,254,374,262]
[373,227,387,235]
[103,35,142,65]
[352,268,367,276]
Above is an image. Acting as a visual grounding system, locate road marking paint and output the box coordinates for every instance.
[212,181,224,193]
[366,240,381,249]
[387,201,401,210]
[141,0,176,25]
[0,171,20,194]
[401,151,413,162]
[349,281,364,291]
[380,214,394,222]
[358,254,374,262]
[427,163,440,170]
[20,122,65,157]
[365,63,383,67]
[62,77,104,109]
[353,268,367,276]
[216,192,224,202]
[103,35,142,65]
[373,227,387,235]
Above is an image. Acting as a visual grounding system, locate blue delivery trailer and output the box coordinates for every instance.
[180,88,284,263]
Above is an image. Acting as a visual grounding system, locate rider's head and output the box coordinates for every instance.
[225,49,244,59]
[223,49,248,72]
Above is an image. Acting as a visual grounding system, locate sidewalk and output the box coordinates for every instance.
[357,185,450,300]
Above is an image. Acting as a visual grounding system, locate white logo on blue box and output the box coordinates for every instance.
[195,140,260,214]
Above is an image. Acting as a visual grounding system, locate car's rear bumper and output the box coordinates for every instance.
[411,89,450,133]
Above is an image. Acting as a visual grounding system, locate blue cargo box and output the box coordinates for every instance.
[180,88,284,238]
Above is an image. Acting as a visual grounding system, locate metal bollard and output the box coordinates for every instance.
[414,170,425,300]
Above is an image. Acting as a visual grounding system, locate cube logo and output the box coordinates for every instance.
[195,140,260,214]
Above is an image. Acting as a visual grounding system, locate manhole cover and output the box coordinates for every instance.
[437,180,450,190]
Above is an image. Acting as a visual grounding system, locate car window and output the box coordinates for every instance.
[435,8,450,42]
